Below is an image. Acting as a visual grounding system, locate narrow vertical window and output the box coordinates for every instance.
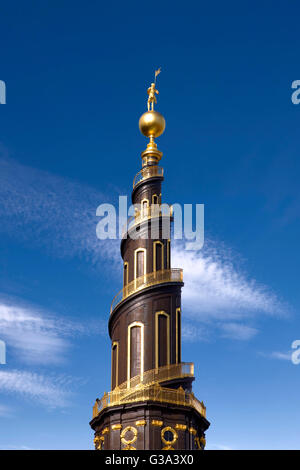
[130,326,141,378]
[127,322,144,386]
[111,341,119,390]
[141,199,149,217]
[153,241,164,272]
[136,250,145,278]
[155,311,170,369]
[123,262,128,286]
[152,194,158,205]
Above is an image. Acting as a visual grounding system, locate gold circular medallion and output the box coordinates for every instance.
[121,426,138,445]
[161,426,178,446]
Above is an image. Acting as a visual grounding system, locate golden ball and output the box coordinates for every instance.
[139,111,166,138]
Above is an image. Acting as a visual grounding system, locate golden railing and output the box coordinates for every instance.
[92,384,206,419]
[133,165,164,188]
[117,362,194,390]
[122,204,172,238]
[110,268,183,314]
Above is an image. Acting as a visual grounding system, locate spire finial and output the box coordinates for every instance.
[139,70,166,165]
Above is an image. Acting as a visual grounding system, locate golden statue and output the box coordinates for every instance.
[146,68,161,111]
[147,83,159,111]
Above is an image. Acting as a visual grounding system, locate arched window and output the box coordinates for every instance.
[152,194,159,205]
[127,322,144,386]
[155,311,170,369]
[123,262,128,286]
[141,198,149,218]
[111,341,119,389]
[134,248,146,279]
[153,241,164,272]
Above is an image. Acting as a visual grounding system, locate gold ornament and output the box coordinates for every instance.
[136,420,146,426]
[200,436,206,448]
[189,427,197,435]
[122,444,136,450]
[94,435,104,450]
[121,426,138,445]
[139,111,165,139]
[161,426,178,446]
[111,424,122,430]
[151,420,163,427]
[175,424,187,431]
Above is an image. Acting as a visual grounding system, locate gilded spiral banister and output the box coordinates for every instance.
[117,362,194,391]
[122,204,172,238]
[110,268,183,314]
[133,165,164,188]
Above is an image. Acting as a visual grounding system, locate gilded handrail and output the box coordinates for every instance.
[116,362,194,391]
[110,268,183,314]
[133,165,164,188]
[92,384,206,419]
[122,204,172,238]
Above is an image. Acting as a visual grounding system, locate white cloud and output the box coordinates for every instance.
[0,156,119,266]
[173,241,285,320]
[181,323,208,342]
[0,369,74,408]
[0,296,105,365]
[0,404,12,417]
[219,322,258,341]
[259,351,292,361]
[172,241,287,340]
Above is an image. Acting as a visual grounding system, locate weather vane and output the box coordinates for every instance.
[147,68,161,111]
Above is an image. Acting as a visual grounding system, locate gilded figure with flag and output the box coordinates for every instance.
[147,68,161,111]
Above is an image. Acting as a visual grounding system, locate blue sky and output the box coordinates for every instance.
[0,0,300,449]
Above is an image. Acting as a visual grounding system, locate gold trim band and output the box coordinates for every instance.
[136,420,146,426]
[111,424,122,430]
[175,424,187,431]
[151,420,163,427]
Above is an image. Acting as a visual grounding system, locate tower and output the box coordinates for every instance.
[90,74,210,450]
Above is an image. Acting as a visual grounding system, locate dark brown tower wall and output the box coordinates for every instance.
[131,177,163,206]
[121,232,170,283]
[109,284,182,389]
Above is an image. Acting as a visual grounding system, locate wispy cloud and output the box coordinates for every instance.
[0,404,12,417]
[219,322,258,341]
[0,156,119,266]
[0,295,105,365]
[173,241,286,320]
[173,241,287,340]
[259,351,293,361]
[0,369,74,408]
[181,323,208,342]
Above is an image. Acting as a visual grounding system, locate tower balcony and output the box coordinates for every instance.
[92,383,206,420]
[110,268,183,315]
[122,204,172,238]
[133,165,164,189]
[117,362,194,390]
